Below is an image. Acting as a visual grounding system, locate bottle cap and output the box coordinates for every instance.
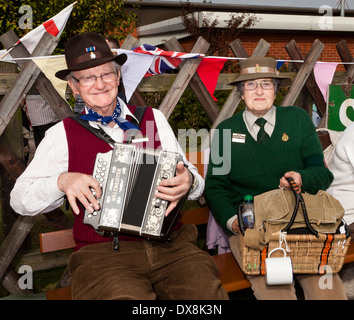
[244,195,253,201]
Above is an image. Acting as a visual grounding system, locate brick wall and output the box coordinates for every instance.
[179,31,354,71]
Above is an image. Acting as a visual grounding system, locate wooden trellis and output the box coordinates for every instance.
[0,29,352,296]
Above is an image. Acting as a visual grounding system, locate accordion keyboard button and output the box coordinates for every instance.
[155,199,161,207]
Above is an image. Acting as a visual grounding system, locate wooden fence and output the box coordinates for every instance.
[0,29,353,296]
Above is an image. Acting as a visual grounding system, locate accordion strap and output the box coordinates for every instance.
[69,106,148,145]
[69,114,116,145]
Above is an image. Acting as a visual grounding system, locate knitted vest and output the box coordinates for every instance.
[63,105,161,250]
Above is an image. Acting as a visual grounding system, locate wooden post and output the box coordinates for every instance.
[164,37,219,122]
[0,32,60,136]
[285,40,326,116]
[281,39,324,107]
[0,31,72,295]
[0,30,74,121]
[158,37,210,119]
[336,40,354,85]
[336,40,353,71]
[0,215,37,294]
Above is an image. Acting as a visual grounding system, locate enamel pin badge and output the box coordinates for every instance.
[232,133,246,143]
[86,46,96,59]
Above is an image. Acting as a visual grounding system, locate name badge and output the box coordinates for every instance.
[232,133,246,143]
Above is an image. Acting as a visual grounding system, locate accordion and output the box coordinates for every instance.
[84,142,185,242]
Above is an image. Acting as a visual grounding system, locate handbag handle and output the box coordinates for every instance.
[281,177,319,238]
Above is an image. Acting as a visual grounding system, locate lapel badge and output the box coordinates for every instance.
[282,133,289,142]
[232,133,246,143]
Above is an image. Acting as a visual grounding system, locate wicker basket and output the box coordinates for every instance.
[240,231,350,275]
[239,177,351,275]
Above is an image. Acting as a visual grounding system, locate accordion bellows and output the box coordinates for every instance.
[84,143,184,240]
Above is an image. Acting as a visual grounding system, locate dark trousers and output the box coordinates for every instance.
[68,224,229,300]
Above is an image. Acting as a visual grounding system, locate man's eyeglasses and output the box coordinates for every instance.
[243,80,275,91]
[73,71,118,87]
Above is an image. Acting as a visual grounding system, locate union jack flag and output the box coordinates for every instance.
[133,44,202,77]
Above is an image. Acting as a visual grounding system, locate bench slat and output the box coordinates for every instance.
[45,286,72,300]
[39,229,76,253]
[212,252,251,292]
[179,206,209,225]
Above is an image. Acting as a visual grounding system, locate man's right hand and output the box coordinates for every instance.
[57,172,102,215]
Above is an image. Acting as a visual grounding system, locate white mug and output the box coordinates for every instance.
[265,247,293,286]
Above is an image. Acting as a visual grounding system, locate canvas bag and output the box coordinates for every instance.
[243,178,345,251]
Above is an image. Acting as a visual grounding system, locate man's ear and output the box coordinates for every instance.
[68,79,79,95]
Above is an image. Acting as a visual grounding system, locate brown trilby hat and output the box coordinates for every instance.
[55,32,127,80]
[229,56,292,87]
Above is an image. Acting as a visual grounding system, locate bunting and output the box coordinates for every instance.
[313,62,339,101]
[132,44,203,77]
[0,2,75,60]
[196,57,228,101]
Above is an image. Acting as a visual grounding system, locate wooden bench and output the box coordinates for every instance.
[39,208,252,300]
[39,207,354,300]
[38,146,354,299]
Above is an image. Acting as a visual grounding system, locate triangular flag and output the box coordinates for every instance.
[20,2,75,53]
[0,2,75,61]
[276,60,285,70]
[196,57,227,101]
[313,62,338,101]
[116,49,155,102]
[33,56,68,100]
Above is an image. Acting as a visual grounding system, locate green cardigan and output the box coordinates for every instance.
[204,106,333,233]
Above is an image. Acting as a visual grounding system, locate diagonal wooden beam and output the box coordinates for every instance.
[0,32,73,295]
[0,32,60,136]
[336,40,354,85]
[285,40,326,116]
[281,39,324,107]
[0,30,74,121]
[158,37,210,119]
[164,37,219,122]
[0,214,38,292]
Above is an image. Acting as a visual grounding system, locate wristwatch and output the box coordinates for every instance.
[189,171,198,192]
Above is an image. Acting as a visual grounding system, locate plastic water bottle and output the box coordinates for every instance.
[242,195,255,229]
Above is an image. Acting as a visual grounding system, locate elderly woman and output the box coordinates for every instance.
[204,56,347,300]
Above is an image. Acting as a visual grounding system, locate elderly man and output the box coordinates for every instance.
[10,32,228,300]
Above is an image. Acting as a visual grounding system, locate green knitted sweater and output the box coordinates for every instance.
[204,106,333,233]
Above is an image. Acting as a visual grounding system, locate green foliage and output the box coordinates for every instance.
[180,0,260,68]
[0,0,138,53]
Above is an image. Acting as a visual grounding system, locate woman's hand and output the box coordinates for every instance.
[279,171,302,192]
[232,217,240,234]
